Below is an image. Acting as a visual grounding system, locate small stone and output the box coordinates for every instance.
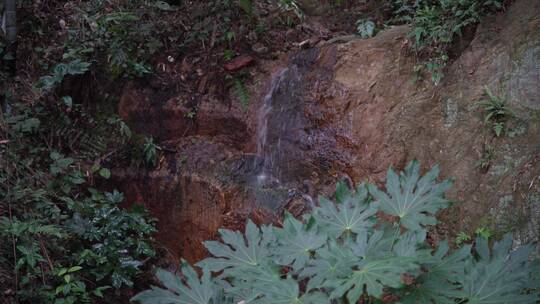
[252,43,269,54]
[59,19,67,30]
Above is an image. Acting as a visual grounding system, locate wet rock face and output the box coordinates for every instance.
[116,0,540,262]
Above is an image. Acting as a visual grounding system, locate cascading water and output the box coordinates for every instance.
[254,65,303,187]
[246,49,321,211]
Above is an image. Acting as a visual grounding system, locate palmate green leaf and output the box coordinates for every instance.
[313,182,377,238]
[368,160,452,231]
[301,241,357,291]
[331,257,409,302]
[221,263,281,303]
[197,220,272,276]
[392,230,430,259]
[339,229,421,302]
[252,277,329,304]
[459,235,539,304]
[401,241,471,304]
[353,228,394,259]
[273,214,326,272]
[131,263,224,304]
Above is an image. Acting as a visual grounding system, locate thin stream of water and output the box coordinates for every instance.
[255,67,301,186]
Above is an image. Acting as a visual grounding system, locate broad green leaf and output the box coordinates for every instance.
[99,168,111,179]
[68,266,83,273]
[459,235,538,304]
[273,214,326,272]
[353,229,394,259]
[198,220,272,276]
[253,277,329,304]
[313,183,377,238]
[301,241,357,291]
[368,160,452,231]
[131,264,221,304]
[392,230,429,258]
[401,241,471,304]
[331,257,408,301]
[131,287,189,304]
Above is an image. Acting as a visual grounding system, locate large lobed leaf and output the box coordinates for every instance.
[312,182,377,239]
[331,257,410,302]
[459,235,539,304]
[368,160,452,231]
[273,214,327,272]
[401,241,472,304]
[301,240,358,291]
[131,263,224,304]
[197,220,273,277]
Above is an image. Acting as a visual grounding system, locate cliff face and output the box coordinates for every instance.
[116,0,540,263]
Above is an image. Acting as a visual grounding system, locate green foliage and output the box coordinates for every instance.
[474,226,492,240]
[142,136,162,167]
[391,0,504,84]
[132,264,226,304]
[477,86,514,137]
[232,77,250,111]
[455,231,472,245]
[0,97,157,303]
[133,161,540,304]
[460,236,537,303]
[62,1,168,78]
[37,60,91,91]
[278,0,305,27]
[27,0,175,83]
[356,19,376,39]
[368,161,452,231]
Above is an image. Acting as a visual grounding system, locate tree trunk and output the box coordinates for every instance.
[3,0,16,74]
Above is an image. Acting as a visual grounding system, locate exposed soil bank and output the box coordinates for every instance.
[115,0,540,262]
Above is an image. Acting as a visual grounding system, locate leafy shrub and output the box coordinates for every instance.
[133,161,540,303]
[0,98,157,303]
[62,0,169,78]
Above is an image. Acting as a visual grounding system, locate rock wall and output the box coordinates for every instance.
[116,0,540,262]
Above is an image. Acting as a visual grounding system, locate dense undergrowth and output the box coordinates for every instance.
[0,95,159,302]
[0,0,528,303]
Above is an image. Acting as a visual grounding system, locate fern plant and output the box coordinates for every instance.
[132,161,539,304]
[232,77,250,111]
[477,86,514,137]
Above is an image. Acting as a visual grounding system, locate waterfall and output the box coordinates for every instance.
[254,65,302,186]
